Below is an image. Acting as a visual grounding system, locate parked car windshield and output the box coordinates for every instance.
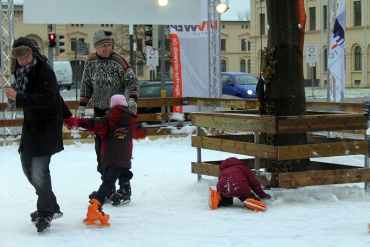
[234,74,258,85]
[139,81,174,98]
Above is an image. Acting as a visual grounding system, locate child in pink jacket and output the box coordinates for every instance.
[210,157,271,211]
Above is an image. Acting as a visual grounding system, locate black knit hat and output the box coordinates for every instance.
[11,37,39,58]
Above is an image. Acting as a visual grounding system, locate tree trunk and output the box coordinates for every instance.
[263,0,309,173]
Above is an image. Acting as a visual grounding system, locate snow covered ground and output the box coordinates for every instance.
[1,134,370,247]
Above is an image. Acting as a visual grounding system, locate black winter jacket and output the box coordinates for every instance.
[14,60,72,156]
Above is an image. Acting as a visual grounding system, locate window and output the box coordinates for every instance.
[241,39,246,51]
[354,1,361,26]
[323,48,328,71]
[137,39,143,52]
[323,5,327,30]
[137,61,144,76]
[221,74,232,85]
[354,80,361,85]
[240,59,246,72]
[259,14,265,35]
[323,48,327,71]
[221,59,227,72]
[248,59,251,73]
[354,46,362,70]
[309,7,316,31]
[248,40,251,51]
[221,39,226,51]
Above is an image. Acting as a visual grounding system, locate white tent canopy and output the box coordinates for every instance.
[23,0,202,25]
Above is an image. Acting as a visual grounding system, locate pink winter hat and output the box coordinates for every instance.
[110,94,127,108]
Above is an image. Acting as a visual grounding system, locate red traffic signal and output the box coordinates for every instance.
[48,33,56,47]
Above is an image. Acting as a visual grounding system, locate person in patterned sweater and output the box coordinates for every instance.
[77,30,140,202]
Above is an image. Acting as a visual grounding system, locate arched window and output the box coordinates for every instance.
[354,46,362,70]
[247,59,251,73]
[221,59,227,72]
[137,61,144,76]
[240,59,246,72]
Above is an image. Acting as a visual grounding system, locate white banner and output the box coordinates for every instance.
[328,0,346,102]
[169,0,209,112]
[23,0,202,25]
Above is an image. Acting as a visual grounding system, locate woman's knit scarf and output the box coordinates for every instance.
[6,58,37,111]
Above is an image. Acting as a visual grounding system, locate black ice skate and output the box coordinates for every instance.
[89,188,115,203]
[110,181,131,206]
[31,211,63,223]
[35,216,52,234]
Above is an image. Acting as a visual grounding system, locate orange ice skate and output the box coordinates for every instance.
[84,198,110,227]
[244,198,267,212]
[209,187,221,210]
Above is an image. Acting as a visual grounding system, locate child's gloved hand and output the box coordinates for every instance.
[128,98,137,114]
[64,117,79,130]
[264,193,271,200]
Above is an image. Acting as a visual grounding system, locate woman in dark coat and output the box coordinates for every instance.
[215,157,271,210]
[3,37,72,233]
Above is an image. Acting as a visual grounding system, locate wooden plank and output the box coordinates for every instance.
[275,114,367,133]
[191,112,277,133]
[306,101,364,113]
[191,160,370,188]
[191,158,263,177]
[191,136,368,160]
[186,97,259,109]
[191,112,366,134]
[0,119,23,127]
[137,98,186,107]
[191,162,220,177]
[276,140,368,160]
[137,112,191,122]
[63,98,186,109]
[264,167,370,188]
[191,136,279,159]
[0,99,365,112]
[307,135,365,143]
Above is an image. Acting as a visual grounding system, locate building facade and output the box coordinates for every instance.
[249,0,370,88]
[7,1,370,88]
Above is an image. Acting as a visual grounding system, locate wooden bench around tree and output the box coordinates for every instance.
[190,104,370,189]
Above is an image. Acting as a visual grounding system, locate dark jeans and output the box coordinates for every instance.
[20,152,60,217]
[95,167,132,205]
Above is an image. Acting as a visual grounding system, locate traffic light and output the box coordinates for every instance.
[48,33,56,48]
[144,25,159,49]
[55,34,65,56]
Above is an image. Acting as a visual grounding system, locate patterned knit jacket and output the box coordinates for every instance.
[79,51,140,110]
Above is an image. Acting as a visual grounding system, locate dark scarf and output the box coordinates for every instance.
[6,58,38,111]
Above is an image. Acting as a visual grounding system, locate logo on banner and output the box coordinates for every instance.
[170,21,218,37]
